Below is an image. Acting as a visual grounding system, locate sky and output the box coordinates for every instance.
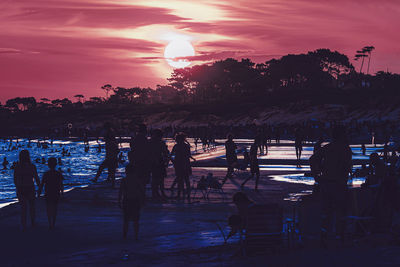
[0,0,399,102]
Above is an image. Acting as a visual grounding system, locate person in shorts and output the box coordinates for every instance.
[38,157,64,229]
[14,150,40,230]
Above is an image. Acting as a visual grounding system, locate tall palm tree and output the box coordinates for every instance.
[355,49,368,73]
[363,46,375,75]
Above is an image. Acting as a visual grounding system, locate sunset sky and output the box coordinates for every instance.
[0,0,399,102]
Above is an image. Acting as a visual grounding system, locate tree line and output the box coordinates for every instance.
[1,48,400,113]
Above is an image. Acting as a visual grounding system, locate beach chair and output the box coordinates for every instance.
[206,177,226,201]
[243,204,283,255]
[192,176,209,200]
[192,174,226,201]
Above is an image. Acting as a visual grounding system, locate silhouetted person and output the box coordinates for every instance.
[241,149,250,171]
[255,131,264,155]
[14,150,40,230]
[130,124,151,189]
[224,134,237,181]
[383,142,390,162]
[241,139,260,191]
[93,124,119,187]
[310,139,323,186]
[319,126,352,246]
[295,128,304,164]
[119,151,145,240]
[2,157,8,170]
[171,133,194,201]
[194,137,199,153]
[361,143,366,156]
[149,129,170,200]
[38,157,64,230]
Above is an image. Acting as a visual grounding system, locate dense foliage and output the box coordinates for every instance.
[1,48,399,113]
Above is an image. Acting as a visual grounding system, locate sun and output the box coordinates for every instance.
[164,39,195,68]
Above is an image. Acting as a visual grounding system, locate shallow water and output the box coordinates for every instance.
[0,138,382,206]
[0,139,128,204]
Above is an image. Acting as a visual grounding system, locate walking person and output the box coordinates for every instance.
[241,139,261,191]
[13,150,40,230]
[93,124,119,187]
[295,127,304,166]
[38,157,64,229]
[223,134,238,183]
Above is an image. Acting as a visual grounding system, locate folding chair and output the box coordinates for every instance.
[192,175,226,201]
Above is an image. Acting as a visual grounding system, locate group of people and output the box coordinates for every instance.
[10,121,400,246]
[92,123,196,238]
[307,125,400,246]
[13,150,64,230]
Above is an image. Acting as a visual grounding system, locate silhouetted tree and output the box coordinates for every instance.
[89,97,104,104]
[6,97,37,111]
[51,98,72,108]
[101,84,113,98]
[40,98,50,104]
[74,94,84,103]
[355,48,368,73]
[364,46,375,75]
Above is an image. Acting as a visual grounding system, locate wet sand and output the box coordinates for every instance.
[1,167,398,266]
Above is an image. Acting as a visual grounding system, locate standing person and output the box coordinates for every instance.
[319,126,352,246]
[224,134,237,182]
[149,129,170,200]
[171,133,194,201]
[13,150,40,230]
[361,143,366,156]
[309,139,323,191]
[118,151,144,240]
[255,131,263,155]
[194,137,199,153]
[93,124,119,187]
[130,124,150,189]
[241,139,261,191]
[295,128,304,165]
[38,158,64,230]
[2,157,9,170]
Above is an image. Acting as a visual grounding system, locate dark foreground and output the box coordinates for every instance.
[0,168,399,267]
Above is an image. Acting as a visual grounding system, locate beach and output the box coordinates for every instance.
[0,139,397,266]
[1,168,399,266]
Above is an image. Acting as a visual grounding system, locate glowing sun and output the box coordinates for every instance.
[164,39,195,68]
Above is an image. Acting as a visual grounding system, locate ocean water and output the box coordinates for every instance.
[0,139,129,205]
[0,138,381,207]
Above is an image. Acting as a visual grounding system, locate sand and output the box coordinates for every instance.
[0,168,399,266]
